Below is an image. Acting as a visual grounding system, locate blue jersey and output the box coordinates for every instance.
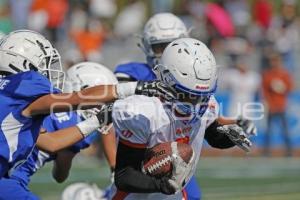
[10,112,98,186]
[0,71,60,178]
[114,62,156,81]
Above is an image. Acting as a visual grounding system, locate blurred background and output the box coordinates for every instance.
[1,0,300,199]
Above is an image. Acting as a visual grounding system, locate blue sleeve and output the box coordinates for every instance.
[114,62,156,81]
[5,71,61,100]
[42,115,58,133]
[69,131,99,154]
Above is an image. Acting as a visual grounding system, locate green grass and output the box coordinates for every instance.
[29,157,300,200]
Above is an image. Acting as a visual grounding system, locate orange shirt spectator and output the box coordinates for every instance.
[262,54,293,113]
[71,20,105,60]
[72,31,105,59]
[31,0,47,11]
[31,0,68,28]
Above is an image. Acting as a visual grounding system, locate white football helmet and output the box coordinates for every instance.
[141,13,188,67]
[65,62,118,120]
[0,30,65,90]
[61,182,105,200]
[65,61,118,92]
[155,38,217,118]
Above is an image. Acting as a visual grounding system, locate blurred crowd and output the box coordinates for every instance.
[0,0,299,156]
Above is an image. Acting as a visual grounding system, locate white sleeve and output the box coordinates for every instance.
[112,95,162,145]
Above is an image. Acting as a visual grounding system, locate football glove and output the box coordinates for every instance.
[135,80,176,101]
[160,142,195,194]
[96,103,113,130]
[237,117,257,137]
[217,124,252,152]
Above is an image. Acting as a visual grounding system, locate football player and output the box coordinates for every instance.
[110,38,255,199]
[114,13,256,199]
[0,30,175,178]
[114,13,204,200]
[0,62,118,200]
[114,13,186,81]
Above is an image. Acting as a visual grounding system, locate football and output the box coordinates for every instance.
[142,142,193,178]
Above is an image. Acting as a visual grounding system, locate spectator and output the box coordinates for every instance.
[221,57,260,118]
[224,0,250,34]
[30,0,68,42]
[89,0,116,18]
[253,0,273,30]
[9,0,32,29]
[0,0,12,34]
[267,0,299,73]
[262,52,294,156]
[113,0,146,38]
[71,18,105,62]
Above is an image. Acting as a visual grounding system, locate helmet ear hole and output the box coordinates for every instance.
[28,63,38,71]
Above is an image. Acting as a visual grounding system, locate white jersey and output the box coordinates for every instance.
[110,95,219,200]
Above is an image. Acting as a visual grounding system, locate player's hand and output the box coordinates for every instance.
[237,117,257,137]
[158,177,178,195]
[217,124,252,152]
[135,80,176,101]
[96,103,113,128]
[162,142,195,194]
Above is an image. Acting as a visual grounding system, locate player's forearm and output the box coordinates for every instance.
[115,166,161,193]
[101,126,117,168]
[37,127,84,153]
[115,142,162,193]
[22,85,117,117]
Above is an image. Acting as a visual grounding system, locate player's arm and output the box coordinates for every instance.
[205,120,255,152]
[52,149,76,183]
[204,120,236,149]
[22,81,176,117]
[114,141,175,194]
[37,106,111,153]
[101,125,117,176]
[22,84,118,117]
[36,127,84,153]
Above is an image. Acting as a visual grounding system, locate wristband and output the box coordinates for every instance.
[116,82,137,99]
[76,115,100,137]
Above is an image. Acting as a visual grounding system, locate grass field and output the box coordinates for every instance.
[29,157,300,200]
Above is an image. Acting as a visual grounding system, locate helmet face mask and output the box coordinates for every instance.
[38,48,65,91]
